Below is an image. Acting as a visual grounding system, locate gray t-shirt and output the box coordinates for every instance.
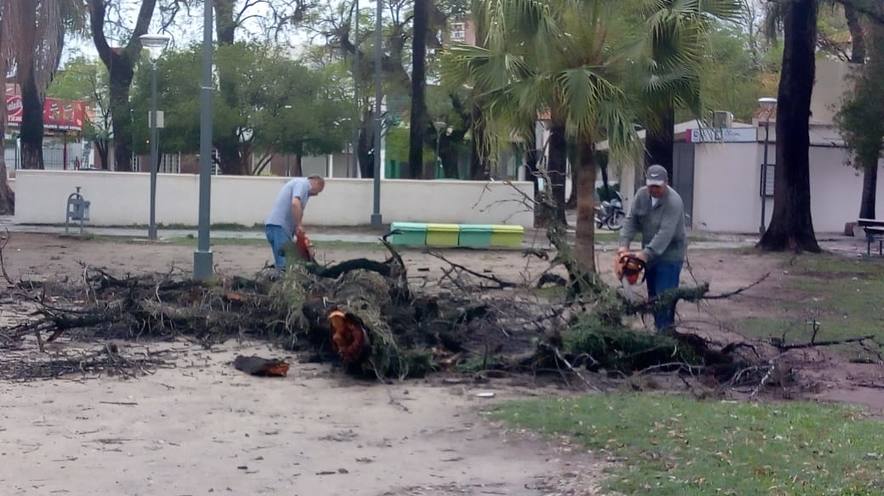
[265,177,311,236]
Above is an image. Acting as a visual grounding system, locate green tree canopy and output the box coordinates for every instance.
[131,42,352,170]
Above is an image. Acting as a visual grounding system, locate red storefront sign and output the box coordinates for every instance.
[5,94,87,132]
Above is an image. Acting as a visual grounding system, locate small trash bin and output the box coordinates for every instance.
[490,225,524,248]
[389,222,427,246]
[458,224,493,248]
[426,223,460,247]
[65,186,91,235]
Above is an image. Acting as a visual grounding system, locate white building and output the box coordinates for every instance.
[608,59,884,233]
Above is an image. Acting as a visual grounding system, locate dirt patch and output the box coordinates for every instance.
[0,336,609,495]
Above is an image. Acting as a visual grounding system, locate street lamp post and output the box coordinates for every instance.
[758,97,777,235]
[140,34,170,241]
[193,0,214,280]
[371,0,383,226]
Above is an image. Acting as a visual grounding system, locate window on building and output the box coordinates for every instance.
[451,22,465,42]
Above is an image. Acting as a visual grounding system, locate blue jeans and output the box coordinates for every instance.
[265,224,293,269]
[646,260,683,331]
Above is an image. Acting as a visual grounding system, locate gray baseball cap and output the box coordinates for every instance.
[646,164,668,186]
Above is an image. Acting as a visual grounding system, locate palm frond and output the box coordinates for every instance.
[556,66,623,137]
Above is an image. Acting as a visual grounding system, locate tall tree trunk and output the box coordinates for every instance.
[439,129,465,179]
[855,23,883,219]
[599,152,611,200]
[469,104,489,180]
[19,64,45,169]
[407,0,429,179]
[844,4,865,63]
[107,65,136,171]
[645,101,675,178]
[358,110,375,178]
[566,142,578,208]
[88,0,157,172]
[213,0,248,175]
[215,0,236,44]
[0,123,13,213]
[547,121,568,225]
[758,0,820,252]
[216,140,248,175]
[525,136,539,192]
[292,154,304,177]
[575,139,597,272]
[859,154,878,219]
[0,2,14,214]
[0,158,13,214]
[96,141,109,169]
[524,127,541,227]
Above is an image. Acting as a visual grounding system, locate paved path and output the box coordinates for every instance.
[0,214,806,252]
[0,215,384,243]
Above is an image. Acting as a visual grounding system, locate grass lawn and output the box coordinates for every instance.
[495,393,884,495]
[735,253,884,359]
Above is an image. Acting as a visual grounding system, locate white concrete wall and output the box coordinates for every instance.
[14,170,534,227]
[691,143,763,232]
[811,59,857,126]
[691,142,884,233]
[616,140,884,233]
[808,148,883,230]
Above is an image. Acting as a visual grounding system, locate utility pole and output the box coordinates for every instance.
[194,0,214,280]
[371,0,383,226]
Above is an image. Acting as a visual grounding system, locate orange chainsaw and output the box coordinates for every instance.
[617,253,647,285]
[295,230,315,263]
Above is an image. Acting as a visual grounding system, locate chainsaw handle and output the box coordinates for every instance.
[617,253,647,284]
[618,253,647,270]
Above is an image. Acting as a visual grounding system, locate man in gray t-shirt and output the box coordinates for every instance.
[265,175,325,269]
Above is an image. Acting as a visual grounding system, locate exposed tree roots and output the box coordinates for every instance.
[1,231,878,390]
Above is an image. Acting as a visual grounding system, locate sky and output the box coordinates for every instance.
[62,1,314,67]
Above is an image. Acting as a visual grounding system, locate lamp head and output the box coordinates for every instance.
[140,34,171,62]
[757,97,777,110]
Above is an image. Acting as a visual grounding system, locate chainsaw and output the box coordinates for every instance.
[617,253,647,285]
[295,230,315,263]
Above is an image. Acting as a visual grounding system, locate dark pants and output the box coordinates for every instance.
[646,260,683,331]
[265,224,292,269]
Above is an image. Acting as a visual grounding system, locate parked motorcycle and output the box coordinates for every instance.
[595,191,626,230]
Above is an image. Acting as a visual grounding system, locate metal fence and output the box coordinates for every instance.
[132,153,182,174]
[4,139,84,170]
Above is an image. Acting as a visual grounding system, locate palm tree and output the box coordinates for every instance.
[639,0,742,177]
[447,0,638,271]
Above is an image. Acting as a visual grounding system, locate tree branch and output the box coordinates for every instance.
[834,0,884,25]
[87,0,113,68]
[427,251,519,289]
[777,334,878,350]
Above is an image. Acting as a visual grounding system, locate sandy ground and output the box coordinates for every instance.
[0,234,609,495]
[0,338,607,496]
[1,233,882,495]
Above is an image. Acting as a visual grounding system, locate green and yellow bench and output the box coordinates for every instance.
[389,222,524,249]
